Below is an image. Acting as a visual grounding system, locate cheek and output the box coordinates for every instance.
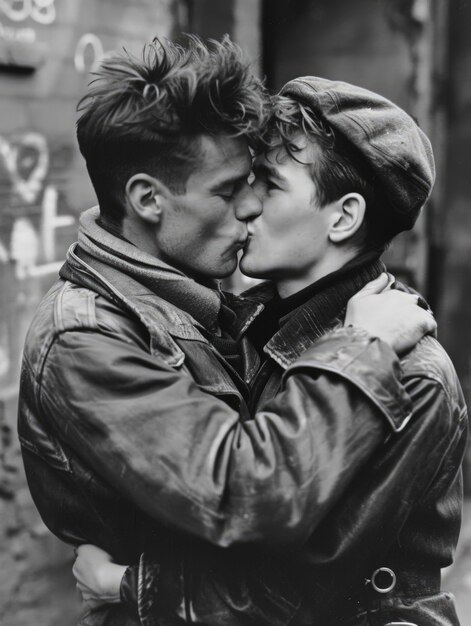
[198,204,238,240]
[169,196,225,236]
[265,211,302,248]
[273,213,323,262]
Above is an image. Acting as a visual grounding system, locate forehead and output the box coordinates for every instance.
[188,134,252,186]
[255,137,317,174]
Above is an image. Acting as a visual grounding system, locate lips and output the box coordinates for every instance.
[234,230,249,248]
[241,235,254,253]
[234,238,248,250]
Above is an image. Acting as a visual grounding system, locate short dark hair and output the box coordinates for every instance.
[76,35,269,228]
[264,95,396,253]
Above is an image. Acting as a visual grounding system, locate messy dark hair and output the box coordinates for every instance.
[76,35,269,228]
[264,95,395,253]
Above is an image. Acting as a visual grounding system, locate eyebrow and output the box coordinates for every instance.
[209,173,248,193]
[252,161,287,184]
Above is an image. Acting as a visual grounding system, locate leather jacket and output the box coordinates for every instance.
[119,267,467,626]
[17,224,415,625]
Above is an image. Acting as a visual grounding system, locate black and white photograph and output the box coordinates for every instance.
[0,1,470,624]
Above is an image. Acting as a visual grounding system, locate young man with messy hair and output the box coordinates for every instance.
[74,78,466,625]
[18,35,434,625]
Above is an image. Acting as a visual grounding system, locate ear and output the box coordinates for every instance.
[125,174,171,224]
[328,193,366,244]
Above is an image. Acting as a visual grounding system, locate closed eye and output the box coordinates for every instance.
[266,178,281,191]
[216,176,252,200]
[252,162,285,191]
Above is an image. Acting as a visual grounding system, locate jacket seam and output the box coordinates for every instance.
[416,409,467,505]
[285,358,409,433]
[402,369,457,407]
[285,338,409,431]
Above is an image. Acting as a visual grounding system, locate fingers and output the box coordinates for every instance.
[354,272,390,296]
[405,296,436,336]
[76,581,119,604]
[76,582,97,611]
[76,581,93,595]
[421,309,437,336]
[386,273,396,288]
[72,559,81,583]
[76,544,112,560]
[416,295,429,311]
[72,553,96,590]
[344,281,437,355]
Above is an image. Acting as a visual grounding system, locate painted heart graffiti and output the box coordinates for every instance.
[0,131,49,204]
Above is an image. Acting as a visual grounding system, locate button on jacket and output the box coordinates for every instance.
[18,209,426,626]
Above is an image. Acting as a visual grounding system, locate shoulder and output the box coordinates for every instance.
[400,335,465,411]
[42,279,149,349]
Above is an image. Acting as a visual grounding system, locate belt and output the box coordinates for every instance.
[323,565,442,623]
[365,565,441,598]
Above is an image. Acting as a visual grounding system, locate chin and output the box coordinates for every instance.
[208,259,238,279]
[239,258,266,279]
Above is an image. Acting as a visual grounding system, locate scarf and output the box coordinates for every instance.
[72,207,224,333]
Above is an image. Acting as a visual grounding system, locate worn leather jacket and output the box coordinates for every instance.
[17,220,417,625]
[119,265,468,626]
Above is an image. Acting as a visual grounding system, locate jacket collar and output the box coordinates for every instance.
[59,208,261,365]
[243,256,385,369]
[75,206,224,331]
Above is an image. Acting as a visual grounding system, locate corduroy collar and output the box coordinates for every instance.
[243,255,385,369]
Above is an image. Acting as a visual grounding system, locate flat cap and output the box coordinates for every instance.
[280,77,435,232]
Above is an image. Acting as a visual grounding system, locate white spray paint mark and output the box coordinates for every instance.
[9,217,39,279]
[74,33,105,74]
[0,0,56,25]
[0,132,49,204]
[0,133,75,278]
[40,184,74,262]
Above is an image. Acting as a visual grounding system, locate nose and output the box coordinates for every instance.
[235,183,262,222]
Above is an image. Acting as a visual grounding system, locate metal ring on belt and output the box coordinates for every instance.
[370,567,397,593]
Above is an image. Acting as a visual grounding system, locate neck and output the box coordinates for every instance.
[121,218,159,257]
[275,247,357,298]
[121,216,218,290]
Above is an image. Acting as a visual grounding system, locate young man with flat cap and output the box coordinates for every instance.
[75,76,466,626]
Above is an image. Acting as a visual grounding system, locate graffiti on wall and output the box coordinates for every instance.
[0,0,56,25]
[0,130,75,382]
[0,131,75,278]
[0,0,56,68]
[0,132,48,204]
[74,33,111,74]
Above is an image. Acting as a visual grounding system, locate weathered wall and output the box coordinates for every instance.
[439,0,471,478]
[0,1,181,622]
[262,0,444,291]
[262,0,470,483]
